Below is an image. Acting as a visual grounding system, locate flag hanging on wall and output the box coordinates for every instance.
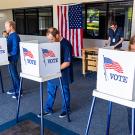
[57,4,83,57]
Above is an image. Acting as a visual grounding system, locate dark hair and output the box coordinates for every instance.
[129,35,135,51]
[110,21,117,26]
[46,27,59,37]
[2,30,7,34]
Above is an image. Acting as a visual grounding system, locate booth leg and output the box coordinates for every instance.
[85,96,96,135]
[132,108,135,135]
[16,77,23,122]
[0,70,4,93]
[106,101,112,135]
[59,77,71,122]
[40,82,44,135]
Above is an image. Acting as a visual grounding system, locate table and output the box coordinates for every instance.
[82,48,98,76]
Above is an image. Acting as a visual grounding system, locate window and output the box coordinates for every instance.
[13,7,53,36]
[84,0,133,40]
[85,3,107,39]
[39,8,53,36]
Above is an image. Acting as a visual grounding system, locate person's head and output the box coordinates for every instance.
[129,35,135,51]
[2,30,8,38]
[46,27,61,42]
[5,20,16,34]
[110,21,117,31]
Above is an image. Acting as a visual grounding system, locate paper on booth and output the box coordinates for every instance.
[0,38,9,66]
[97,48,135,100]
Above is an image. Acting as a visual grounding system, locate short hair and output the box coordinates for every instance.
[46,27,59,37]
[110,21,117,26]
[5,20,16,30]
[2,30,7,34]
[129,35,135,50]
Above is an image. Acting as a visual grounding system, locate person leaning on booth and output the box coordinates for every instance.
[127,35,135,135]
[105,22,124,49]
[37,27,73,118]
[5,20,21,99]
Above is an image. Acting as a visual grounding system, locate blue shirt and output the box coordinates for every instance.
[48,38,73,85]
[108,27,124,48]
[7,32,20,62]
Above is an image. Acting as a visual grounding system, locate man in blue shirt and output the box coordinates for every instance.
[105,22,124,49]
[5,20,20,99]
[38,27,73,118]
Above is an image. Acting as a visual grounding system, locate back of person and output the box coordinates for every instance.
[7,32,20,62]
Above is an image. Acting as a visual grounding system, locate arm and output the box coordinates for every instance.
[61,62,70,70]
[114,37,124,48]
[9,36,19,56]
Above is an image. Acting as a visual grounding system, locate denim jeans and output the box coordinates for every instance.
[8,62,20,94]
[45,82,70,113]
[127,107,135,134]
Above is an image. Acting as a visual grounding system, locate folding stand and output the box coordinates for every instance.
[85,90,135,135]
[16,72,71,135]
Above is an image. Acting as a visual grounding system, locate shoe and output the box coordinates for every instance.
[7,89,15,95]
[37,112,52,118]
[12,93,23,99]
[59,112,67,118]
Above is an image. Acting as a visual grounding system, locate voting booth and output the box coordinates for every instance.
[0,38,9,66]
[20,41,61,78]
[97,48,135,100]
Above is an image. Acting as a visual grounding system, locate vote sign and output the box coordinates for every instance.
[20,41,60,78]
[97,48,135,100]
[0,38,9,66]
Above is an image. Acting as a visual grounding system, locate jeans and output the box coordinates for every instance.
[127,107,135,134]
[45,82,70,113]
[8,62,20,94]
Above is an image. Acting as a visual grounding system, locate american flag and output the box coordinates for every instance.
[23,48,34,58]
[42,49,55,58]
[57,4,83,57]
[104,57,123,73]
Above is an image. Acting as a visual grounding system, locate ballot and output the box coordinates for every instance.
[20,40,61,78]
[97,48,135,100]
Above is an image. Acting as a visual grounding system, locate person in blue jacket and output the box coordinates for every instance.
[38,27,73,118]
[105,22,124,49]
[5,20,21,99]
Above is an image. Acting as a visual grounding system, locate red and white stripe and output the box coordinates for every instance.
[57,5,83,57]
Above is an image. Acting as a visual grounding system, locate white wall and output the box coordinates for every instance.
[0,10,12,36]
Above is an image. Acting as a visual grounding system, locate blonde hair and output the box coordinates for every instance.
[129,35,135,51]
[5,20,16,30]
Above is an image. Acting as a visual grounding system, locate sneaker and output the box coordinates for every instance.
[12,94,23,99]
[59,112,67,118]
[7,89,15,95]
[37,112,52,118]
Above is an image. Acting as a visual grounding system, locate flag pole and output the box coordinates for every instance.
[103,55,107,81]
[42,49,46,67]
